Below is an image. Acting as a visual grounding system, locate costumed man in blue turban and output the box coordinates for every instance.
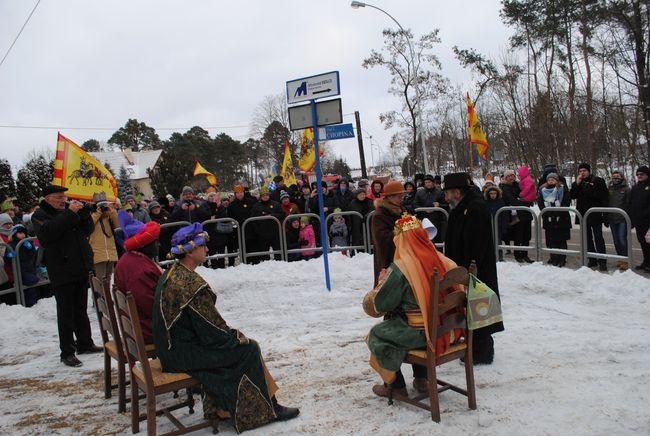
[152,223,299,433]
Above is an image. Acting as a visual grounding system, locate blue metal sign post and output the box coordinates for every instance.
[311,99,331,291]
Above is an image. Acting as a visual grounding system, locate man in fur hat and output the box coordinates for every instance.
[152,223,299,432]
[443,172,504,364]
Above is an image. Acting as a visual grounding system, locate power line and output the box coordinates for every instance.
[0,0,42,69]
[0,124,250,131]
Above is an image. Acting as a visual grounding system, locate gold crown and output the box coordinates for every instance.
[394,213,421,235]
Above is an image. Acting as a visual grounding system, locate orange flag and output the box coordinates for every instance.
[466,94,488,160]
[193,161,218,186]
[52,133,118,202]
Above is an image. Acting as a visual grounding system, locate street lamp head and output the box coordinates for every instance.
[350,1,366,9]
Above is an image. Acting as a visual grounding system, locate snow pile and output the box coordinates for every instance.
[0,254,648,435]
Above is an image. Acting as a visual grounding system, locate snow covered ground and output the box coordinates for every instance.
[0,254,648,435]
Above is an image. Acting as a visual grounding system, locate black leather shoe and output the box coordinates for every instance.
[598,263,608,272]
[523,257,534,264]
[587,259,598,268]
[61,355,83,367]
[77,344,103,354]
[272,397,300,421]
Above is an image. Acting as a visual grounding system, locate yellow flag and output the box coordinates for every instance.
[52,133,118,202]
[280,140,297,186]
[297,128,325,172]
[193,161,218,186]
[466,94,488,160]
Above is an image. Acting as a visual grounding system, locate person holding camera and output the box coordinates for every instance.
[89,193,119,292]
[32,185,102,368]
[171,186,207,223]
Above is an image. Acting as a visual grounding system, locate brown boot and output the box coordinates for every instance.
[412,377,429,393]
[618,261,628,271]
[372,383,408,398]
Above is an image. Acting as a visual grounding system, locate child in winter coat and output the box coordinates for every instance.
[299,216,316,260]
[285,217,302,262]
[517,166,537,203]
[484,186,508,261]
[329,210,349,255]
[10,224,39,306]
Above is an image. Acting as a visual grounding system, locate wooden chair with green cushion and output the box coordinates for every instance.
[113,286,216,435]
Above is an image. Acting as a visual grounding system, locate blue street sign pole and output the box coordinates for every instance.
[311,99,331,291]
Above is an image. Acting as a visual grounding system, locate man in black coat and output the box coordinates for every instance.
[570,163,609,270]
[228,185,258,264]
[31,185,102,367]
[170,186,208,224]
[250,187,285,263]
[412,174,447,243]
[628,166,650,271]
[443,172,504,364]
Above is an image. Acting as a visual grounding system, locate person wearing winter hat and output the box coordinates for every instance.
[152,223,300,430]
[364,214,462,398]
[371,180,406,286]
[607,171,631,270]
[171,185,207,224]
[444,172,503,364]
[125,194,150,223]
[279,190,300,217]
[570,162,609,271]
[89,193,119,296]
[538,172,571,267]
[31,184,102,367]
[113,210,161,344]
[628,165,650,271]
[413,174,447,242]
[499,168,534,263]
[250,185,284,263]
[402,180,417,214]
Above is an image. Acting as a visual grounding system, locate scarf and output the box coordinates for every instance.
[541,185,563,207]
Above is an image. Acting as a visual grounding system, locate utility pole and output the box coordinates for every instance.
[355,111,368,178]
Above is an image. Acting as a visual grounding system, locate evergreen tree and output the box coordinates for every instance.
[148,148,191,199]
[108,118,162,152]
[0,159,16,204]
[117,165,134,200]
[15,154,54,208]
[81,139,101,152]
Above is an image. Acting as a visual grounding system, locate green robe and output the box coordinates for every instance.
[152,262,275,433]
[367,264,426,372]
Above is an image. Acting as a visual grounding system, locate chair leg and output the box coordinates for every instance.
[427,361,441,422]
[186,387,195,414]
[118,360,126,413]
[465,350,477,410]
[104,351,112,399]
[146,389,156,436]
[131,375,139,434]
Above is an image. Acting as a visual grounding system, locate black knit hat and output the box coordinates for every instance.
[578,162,591,172]
[443,172,472,190]
[636,165,650,176]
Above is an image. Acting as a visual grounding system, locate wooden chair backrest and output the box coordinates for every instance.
[113,287,154,386]
[90,275,121,350]
[427,261,478,345]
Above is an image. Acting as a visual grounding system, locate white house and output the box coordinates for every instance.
[91,148,162,198]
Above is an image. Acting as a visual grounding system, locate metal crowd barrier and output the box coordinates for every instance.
[281,213,322,261]
[413,207,449,250]
[324,211,366,254]
[365,210,375,254]
[9,237,50,307]
[493,206,541,261]
[536,207,584,264]
[241,215,285,263]
[0,240,22,304]
[201,218,242,264]
[582,207,633,266]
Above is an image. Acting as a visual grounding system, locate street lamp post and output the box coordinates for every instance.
[351,0,430,175]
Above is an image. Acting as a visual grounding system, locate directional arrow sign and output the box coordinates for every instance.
[286,71,340,104]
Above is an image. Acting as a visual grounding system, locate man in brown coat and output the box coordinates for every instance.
[371,181,405,286]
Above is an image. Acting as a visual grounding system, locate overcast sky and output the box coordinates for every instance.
[0,0,513,175]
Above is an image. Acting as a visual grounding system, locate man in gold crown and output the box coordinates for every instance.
[364,214,463,398]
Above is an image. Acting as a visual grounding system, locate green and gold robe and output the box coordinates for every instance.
[152,262,276,433]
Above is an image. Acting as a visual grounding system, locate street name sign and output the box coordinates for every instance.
[319,123,355,140]
[286,71,340,104]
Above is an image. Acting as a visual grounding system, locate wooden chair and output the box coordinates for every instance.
[392,263,478,422]
[90,275,156,413]
[113,287,215,435]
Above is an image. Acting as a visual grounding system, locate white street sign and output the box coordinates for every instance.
[286,71,340,104]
